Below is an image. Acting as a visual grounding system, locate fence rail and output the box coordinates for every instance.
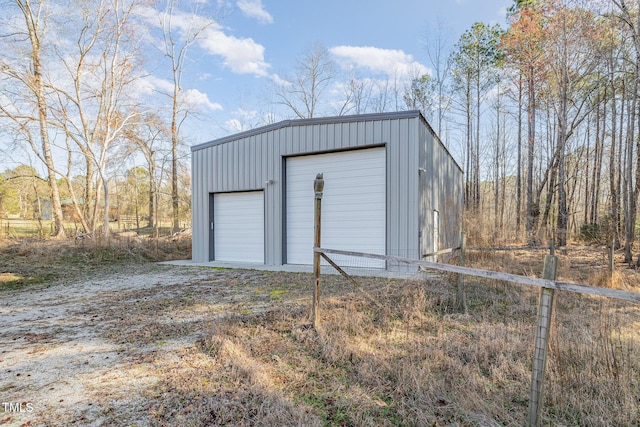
[0,218,191,239]
[315,248,640,303]
[314,245,639,427]
[421,246,461,257]
[468,245,551,251]
[309,174,638,426]
[467,245,618,252]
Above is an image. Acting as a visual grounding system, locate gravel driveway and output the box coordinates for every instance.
[0,264,315,426]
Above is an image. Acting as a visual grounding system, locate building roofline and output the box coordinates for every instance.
[191,110,423,152]
[191,109,462,173]
[419,113,463,174]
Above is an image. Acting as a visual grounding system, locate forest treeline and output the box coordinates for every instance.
[2,0,640,264]
[445,0,640,266]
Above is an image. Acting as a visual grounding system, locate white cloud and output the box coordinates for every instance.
[136,75,222,111]
[329,46,430,80]
[224,108,276,132]
[234,108,259,121]
[137,6,270,77]
[224,118,244,133]
[184,88,223,111]
[142,75,174,94]
[237,0,273,24]
[269,73,290,87]
[198,27,270,76]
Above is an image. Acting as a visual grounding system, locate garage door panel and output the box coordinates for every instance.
[214,191,264,263]
[286,148,386,266]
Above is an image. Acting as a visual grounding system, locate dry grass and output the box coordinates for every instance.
[2,238,639,425]
[548,297,640,426]
[163,266,639,426]
[0,235,190,291]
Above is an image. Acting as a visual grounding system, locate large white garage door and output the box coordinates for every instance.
[214,191,264,263]
[286,147,386,266]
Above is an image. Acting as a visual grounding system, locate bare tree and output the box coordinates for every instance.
[423,17,454,140]
[612,0,640,263]
[502,1,548,244]
[545,2,600,246]
[155,0,215,233]
[336,75,374,116]
[0,0,145,238]
[274,43,337,119]
[48,0,144,238]
[0,0,66,237]
[123,113,168,233]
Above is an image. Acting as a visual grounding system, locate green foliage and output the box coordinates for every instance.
[0,174,8,216]
[507,0,541,17]
[451,22,505,89]
[403,73,433,114]
[1,166,48,218]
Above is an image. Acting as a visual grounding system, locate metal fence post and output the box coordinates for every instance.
[312,173,324,328]
[528,244,558,426]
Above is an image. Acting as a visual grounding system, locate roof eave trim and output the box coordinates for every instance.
[191,110,422,152]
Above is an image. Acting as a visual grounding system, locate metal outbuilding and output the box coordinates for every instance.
[191,110,463,268]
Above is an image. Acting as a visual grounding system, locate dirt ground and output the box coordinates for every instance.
[1,244,639,426]
[0,263,316,426]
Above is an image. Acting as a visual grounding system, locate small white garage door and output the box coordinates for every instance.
[214,191,264,263]
[286,147,386,266]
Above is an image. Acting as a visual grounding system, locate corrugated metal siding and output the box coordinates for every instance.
[191,111,462,265]
[418,120,464,258]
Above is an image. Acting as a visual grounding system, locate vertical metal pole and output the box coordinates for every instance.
[312,173,324,328]
[528,248,558,427]
[457,232,468,313]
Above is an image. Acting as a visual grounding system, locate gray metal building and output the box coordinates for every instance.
[191,110,463,267]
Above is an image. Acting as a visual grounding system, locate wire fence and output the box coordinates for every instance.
[313,243,640,426]
[0,218,191,239]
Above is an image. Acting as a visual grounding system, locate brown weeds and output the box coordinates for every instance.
[185,264,640,426]
[0,235,191,290]
[3,238,639,425]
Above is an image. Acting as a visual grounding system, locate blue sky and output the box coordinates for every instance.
[164,0,513,145]
[0,0,513,177]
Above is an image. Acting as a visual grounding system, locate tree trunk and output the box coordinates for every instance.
[148,158,156,230]
[475,69,481,211]
[583,112,591,227]
[629,64,639,264]
[590,89,605,225]
[465,78,472,209]
[526,66,537,245]
[556,16,569,247]
[171,69,180,233]
[618,79,625,241]
[516,72,523,240]
[102,176,110,239]
[19,0,65,238]
[494,85,500,239]
[610,82,619,248]
[542,152,559,237]
[624,60,638,263]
